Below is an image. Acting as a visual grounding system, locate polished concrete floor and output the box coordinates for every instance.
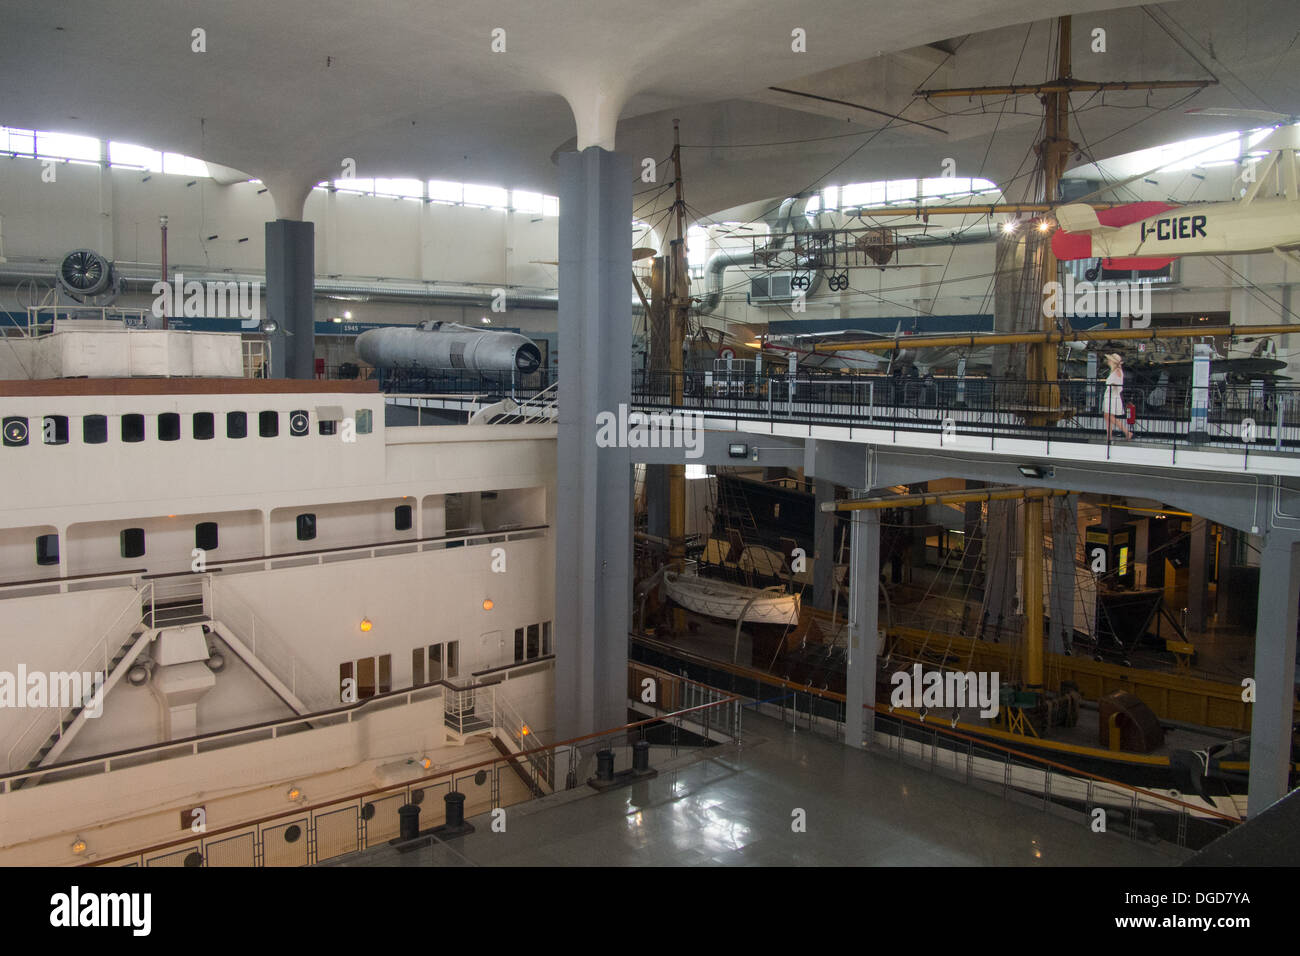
[329,710,1186,867]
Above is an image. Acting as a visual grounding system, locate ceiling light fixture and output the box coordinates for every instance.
[1017,465,1053,479]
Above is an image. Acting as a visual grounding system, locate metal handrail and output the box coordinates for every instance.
[3,583,150,773]
[629,634,1243,845]
[86,665,739,867]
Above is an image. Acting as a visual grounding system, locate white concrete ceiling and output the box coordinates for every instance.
[1,0,1297,217]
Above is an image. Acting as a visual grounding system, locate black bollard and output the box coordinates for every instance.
[397,803,421,841]
[632,740,650,773]
[444,790,466,830]
[595,749,615,781]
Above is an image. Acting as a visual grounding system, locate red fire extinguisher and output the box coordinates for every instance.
[1125,402,1136,425]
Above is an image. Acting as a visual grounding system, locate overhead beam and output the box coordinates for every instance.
[811,322,1300,354]
[917,79,1215,97]
[822,486,1073,512]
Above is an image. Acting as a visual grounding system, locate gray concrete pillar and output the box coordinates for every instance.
[1247,535,1299,816]
[1049,494,1077,654]
[845,509,881,748]
[554,147,634,740]
[645,465,668,538]
[813,478,835,609]
[265,219,315,379]
[1188,518,1211,632]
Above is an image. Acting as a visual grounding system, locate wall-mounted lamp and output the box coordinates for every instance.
[71,838,87,855]
[287,786,302,802]
[419,756,432,770]
[359,618,373,633]
[482,599,494,611]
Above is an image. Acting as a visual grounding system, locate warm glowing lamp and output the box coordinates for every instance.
[287,786,301,801]
[482,599,494,611]
[71,838,87,855]
[360,618,373,633]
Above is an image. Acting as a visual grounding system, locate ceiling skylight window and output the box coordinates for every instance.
[332,177,374,194]
[512,190,544,214]
[35,131,100,163]
[463,184,508,209]
[374,177,424,199]
[0,126,35,156]
[109,142,164,171]
[427,180,463,204]
[162,152,210,177]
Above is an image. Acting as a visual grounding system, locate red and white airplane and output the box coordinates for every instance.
[1052,124,1300,272]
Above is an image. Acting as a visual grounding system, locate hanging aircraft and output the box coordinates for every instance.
[1051,124,1300,272]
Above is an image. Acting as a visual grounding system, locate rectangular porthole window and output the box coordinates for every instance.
[412,648,425,686]
[226,411,247,439]
[446,640,459,679]
[428,644,443,682]
[355,409,372,434]
[296,513,316,541]
[378,654,391,694]
[120,528,145,559]
[158,412,181,441]
[195,521,218,551]
[356,658,376,699]
[259,410,278,437]
[193,412,215,440]
[514,628,525,663]
[121,414,145,443]
[542,621,552,656]
[36,534,59,566]
[527,623,539,660]
[83,415,108,444]
[394,505,413,532]
[43,416,69,445]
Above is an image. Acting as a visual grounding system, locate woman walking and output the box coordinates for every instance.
[1101,352,1131,440]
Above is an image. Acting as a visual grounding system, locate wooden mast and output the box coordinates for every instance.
[668,120,688,630]
[916,17,1212,707]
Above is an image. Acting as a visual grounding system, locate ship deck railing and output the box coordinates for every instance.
[76,662,739,867]
[629,634,1242,852]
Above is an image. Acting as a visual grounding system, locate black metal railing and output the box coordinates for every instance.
[631,370,1300,457]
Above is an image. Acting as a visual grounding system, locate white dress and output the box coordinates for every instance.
[1102,369,1124,417]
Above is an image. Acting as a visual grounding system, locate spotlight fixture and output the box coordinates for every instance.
[259,318,278,334]
[359,618,373,633]
[1017,464,1054,479]
[419,756,432,770]
[287,786,302,801]
[480,316,491,324]
[1037,219,1052,233]
[71,838,87,855]
[1001,220,1018,234]
[482,598,494,611]
[205,650,226,673]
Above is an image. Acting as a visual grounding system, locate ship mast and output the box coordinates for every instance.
[919,16,1212,711]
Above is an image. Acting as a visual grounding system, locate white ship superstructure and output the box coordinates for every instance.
[0,325,557,865]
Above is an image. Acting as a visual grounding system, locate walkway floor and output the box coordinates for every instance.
[328,711,1186,867]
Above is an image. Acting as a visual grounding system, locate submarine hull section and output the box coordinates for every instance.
[356,325,541,374]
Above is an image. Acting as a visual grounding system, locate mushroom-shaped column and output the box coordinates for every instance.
[552,87,635,739]
[262,175,318,379]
